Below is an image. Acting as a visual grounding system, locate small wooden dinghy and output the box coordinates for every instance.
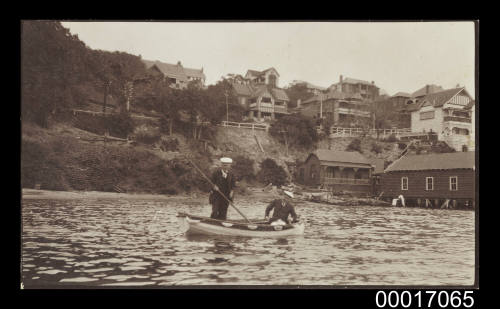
[177,212,305,237]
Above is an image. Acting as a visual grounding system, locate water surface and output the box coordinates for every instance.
[21,196,475,287]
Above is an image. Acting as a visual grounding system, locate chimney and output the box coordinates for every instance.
[339,74,343,93]
[177,61,182,66]
[339,74,343,83]
[426,84,430,94]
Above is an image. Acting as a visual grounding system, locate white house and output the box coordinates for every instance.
[409,87,475,151]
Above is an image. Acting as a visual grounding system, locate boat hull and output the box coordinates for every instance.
[177,213,305,237]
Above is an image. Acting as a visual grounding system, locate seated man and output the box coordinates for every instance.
[264,190,298,225]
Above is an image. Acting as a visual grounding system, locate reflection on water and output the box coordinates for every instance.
[21,197,475,287]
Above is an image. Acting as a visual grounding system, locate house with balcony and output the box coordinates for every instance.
[328,75,380,101]
[297,149,378,194]
[229,67,290,121]
[142,59,205,89]
[408,87,475,152]
[299,90,372,127]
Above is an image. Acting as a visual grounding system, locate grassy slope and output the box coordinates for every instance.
[21,123,204,194]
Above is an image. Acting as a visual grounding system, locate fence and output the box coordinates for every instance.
[318,126,412,138]
[322,177,371,185]
[220,121,269,132]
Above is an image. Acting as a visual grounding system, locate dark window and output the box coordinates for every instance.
[401,177,408,190]
[426,177,434,191]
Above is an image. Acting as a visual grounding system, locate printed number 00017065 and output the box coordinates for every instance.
[375,291,475,308]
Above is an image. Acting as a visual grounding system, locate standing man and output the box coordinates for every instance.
[265,190,298,225]
[210,157,236,220]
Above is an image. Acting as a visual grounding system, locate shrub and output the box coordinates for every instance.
[346,138,362,153]
[107,112,135,138]
[159,136,179,151]
[385,134,398,143]
[231,155,256,182]
[132,125,161,144]
[257,158,288,186]
[398,142,407,150]
[371,142,382,154]
[159,116,171,134]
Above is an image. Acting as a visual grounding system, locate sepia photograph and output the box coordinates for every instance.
[20,20,477,291]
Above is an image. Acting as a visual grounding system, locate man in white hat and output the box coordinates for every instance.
[209,157,236,220]
[264,189,298,225]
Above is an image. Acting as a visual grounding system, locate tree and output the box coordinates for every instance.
[269,114,318,151]
[257,158,288,186]
[284,83,315,108]
[21,21,90,127]
[21,21,149,127]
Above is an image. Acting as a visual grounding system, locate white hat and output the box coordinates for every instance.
[283,190,294,198]
[220,157,233,163]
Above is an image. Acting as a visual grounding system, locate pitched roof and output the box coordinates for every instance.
[271,88,290,101]
[232,83,289,101]
[246,68,280,78]
[302,91,364,104]
[231,83,254,97]
[246,69,262,77]
[183,67,205,79]
[142,59,205,82]
[406,88,469,112]
[385,152,475,172]
[369,158,385,175]
[411,84,444,98]
[419,88,465,108]
[312,149,371,165]
[252,84,272,98]
[392,92,411,98]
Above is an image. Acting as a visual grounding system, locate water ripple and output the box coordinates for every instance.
[22,197,475,287]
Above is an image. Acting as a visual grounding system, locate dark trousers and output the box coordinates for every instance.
[211,199,229,220]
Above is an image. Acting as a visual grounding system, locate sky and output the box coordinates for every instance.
[61,21,476,96]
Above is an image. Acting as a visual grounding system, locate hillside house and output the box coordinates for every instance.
[381,152,475,208]
[297,149,377,194]
[408,87,475,151]
[328,75,380,101]
[229,67,290,121]
[142,60,205,89]
[289,80,327,95]
[299,91,372,127]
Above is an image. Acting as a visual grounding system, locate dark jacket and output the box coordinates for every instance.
[210,169,235,204]
[265,199,298,223]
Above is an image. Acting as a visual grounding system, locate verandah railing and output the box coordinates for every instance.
[322,177,371,185]
[317,126,412,138]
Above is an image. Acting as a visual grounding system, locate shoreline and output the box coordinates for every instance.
[21,188,277,201]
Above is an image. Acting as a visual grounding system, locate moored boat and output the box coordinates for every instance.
[177,212,305,237]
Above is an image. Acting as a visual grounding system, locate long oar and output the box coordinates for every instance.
[186,157,251,224]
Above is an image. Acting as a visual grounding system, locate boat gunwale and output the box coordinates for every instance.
[177,212,302,232]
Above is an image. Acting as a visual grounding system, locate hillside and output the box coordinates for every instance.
[22,116,407,194]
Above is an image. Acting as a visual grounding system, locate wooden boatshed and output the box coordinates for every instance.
[298,149,374,194]
[380,151,475,208]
